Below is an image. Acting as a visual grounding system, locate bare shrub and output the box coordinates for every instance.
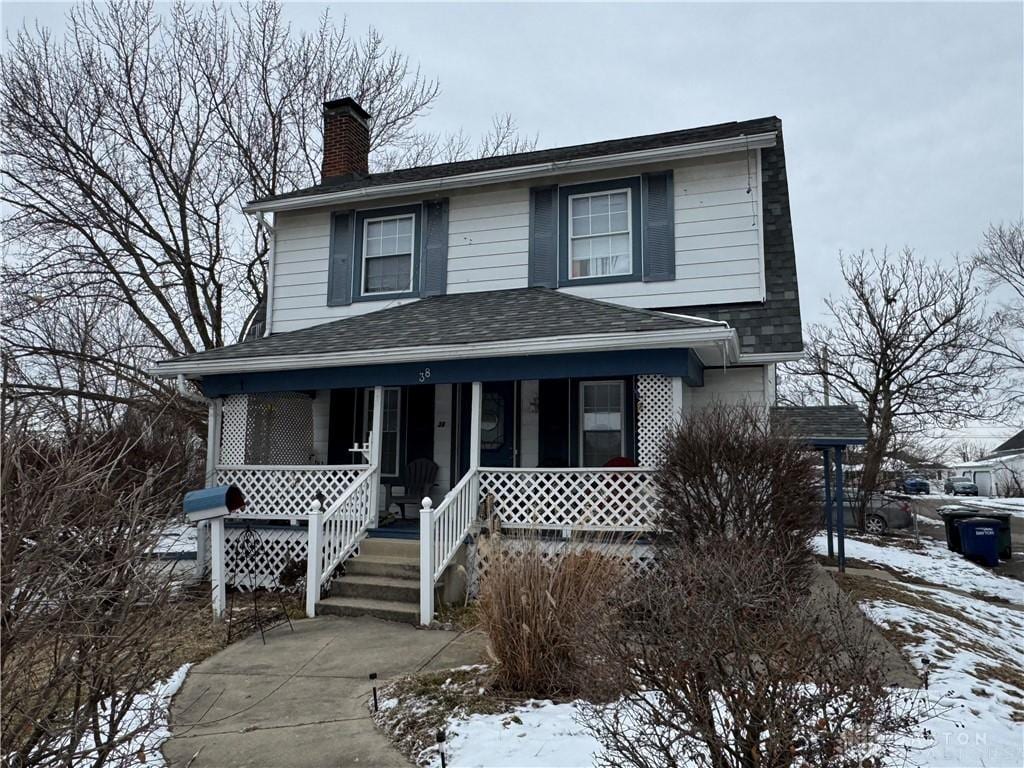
[475,532,628,697]
[579,538,933,768]
[654,403,819,583]
[1,413,193,767]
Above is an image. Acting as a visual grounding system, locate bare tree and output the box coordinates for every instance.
[1,412,199,767]
[974,220,1024,413]
[781,249,995,528]
[950,438,987,463]
[1,0,534,426]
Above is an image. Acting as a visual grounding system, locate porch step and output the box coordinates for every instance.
[359,537,420,559]
[316,596,418,625]
[330,574,419,603]
[346,555,419,580]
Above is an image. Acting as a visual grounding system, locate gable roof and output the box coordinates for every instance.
[771,406,868,445]
[154,288,730,374]
[991,427,1024,455]
[249,116,780,208]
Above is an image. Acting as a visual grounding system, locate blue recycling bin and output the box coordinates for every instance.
[956,518,1000,567]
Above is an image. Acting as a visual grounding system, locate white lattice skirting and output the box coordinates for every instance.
[201,524,308,592]
[465,532,658,598]
[478,468,657,530]
[636,374,678,466]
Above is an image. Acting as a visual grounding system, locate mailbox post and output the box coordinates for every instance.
[184,485,245,620]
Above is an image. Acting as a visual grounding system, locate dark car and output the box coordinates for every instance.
[944,476,979,496]
[818,489,913,535]
[902,477,930,495]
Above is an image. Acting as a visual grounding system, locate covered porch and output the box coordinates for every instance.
[157,289,742,623]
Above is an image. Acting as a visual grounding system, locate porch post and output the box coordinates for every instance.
[369,385,385,526]
[197,398,223,579]
[671,376,684,423]
[834,446,846,573]
[419,497,435,625]
[470,381,483,469]
[306,501,323,618]
[469,381,483,502]
[210,517,226,620]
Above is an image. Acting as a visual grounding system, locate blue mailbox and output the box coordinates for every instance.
[183,485,245,522]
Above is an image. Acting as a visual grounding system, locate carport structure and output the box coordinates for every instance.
[772,406,869,572]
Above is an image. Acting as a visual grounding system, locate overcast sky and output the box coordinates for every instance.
[5,1,1023,447]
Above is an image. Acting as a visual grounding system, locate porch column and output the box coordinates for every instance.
[469,381,483,506]
[369,385,385,526]
[469,381,483,469]
[197,398,223,580]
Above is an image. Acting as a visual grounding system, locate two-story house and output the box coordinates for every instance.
[156,98,803,624]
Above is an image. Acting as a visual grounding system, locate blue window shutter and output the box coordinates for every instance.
[327,211,355,306]
[421,199,449,296]
[642,171,675,282]
[529,186,558,288]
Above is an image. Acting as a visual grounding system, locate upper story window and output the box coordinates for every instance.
[557,177,642,286]
[568,190,632,279]
[363,214,414,294]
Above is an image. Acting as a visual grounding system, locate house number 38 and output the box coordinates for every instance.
[418,367,431,383]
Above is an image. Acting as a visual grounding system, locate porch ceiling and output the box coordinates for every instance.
[153,288,737,379]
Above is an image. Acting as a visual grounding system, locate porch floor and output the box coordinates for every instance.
[163,615,485,767]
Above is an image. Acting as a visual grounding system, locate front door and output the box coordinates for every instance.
[479,381,516,467]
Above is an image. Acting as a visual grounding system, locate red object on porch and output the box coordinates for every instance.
[603,456,637,468]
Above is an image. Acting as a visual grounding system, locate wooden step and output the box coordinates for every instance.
[330,574,418,603]
[316,596,419,625]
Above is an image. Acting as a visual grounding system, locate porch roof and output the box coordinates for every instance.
[154,288,737,378]
[770,405,868,447]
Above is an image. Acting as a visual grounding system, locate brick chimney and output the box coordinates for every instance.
[321,97,371,180]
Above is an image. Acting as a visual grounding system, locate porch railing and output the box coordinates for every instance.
[214,464,366,517]
[477,467,657,531]
[419,470,478,624]
[313,466,379,594]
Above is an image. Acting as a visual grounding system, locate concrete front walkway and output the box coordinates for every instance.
[163,616,486,768]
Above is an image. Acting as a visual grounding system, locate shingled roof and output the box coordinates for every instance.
[251,116,780,206]
[771,406,868,445]
[158,288,723,369]
[991,428,1024,456]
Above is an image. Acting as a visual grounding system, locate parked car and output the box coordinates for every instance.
[902,476,930,494]
[944,476,979,496]
[817,489,913,535]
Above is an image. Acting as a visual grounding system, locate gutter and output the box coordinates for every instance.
[243,132,778,214]
[151,326,740,379]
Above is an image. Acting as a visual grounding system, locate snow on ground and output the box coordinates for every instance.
[154,522,196,554]
[813,533,1023,605]
[444,701,600,768]
[72,664,190,767]
[861,584,1024,767]
[959,497,1024,519]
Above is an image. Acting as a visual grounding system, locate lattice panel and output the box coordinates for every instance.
[216,466,365,517]
[223,524,307,592]
[637,374,676,467]
[479,469,657,530]
[466,534,658,598]
[220,395,248,464]
[246,393,314,464]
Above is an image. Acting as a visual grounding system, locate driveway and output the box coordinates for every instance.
[163,616,486,768]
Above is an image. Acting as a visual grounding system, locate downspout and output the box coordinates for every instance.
[260,211,276,338]
[176,373,209,405]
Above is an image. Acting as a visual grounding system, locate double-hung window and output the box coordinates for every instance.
[362,214,414,294]
[568,190,632,279]
[579,380,625,467]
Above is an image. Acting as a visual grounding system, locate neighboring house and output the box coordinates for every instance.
[952,429,1024,497]
[154,98,803,623]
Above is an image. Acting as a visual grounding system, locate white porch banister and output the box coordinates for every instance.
[419,470,478,623]
[215,464,367,517]
[306,465,379,616]
[477,467,657,531]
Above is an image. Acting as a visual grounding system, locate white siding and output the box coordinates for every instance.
[269,151,765,333]
[688,366,772,413]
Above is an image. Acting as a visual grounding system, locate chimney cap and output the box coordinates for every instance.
[323,97,371,124]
